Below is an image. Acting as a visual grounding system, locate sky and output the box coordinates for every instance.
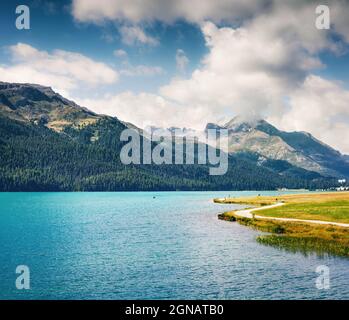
[1,0,349,154]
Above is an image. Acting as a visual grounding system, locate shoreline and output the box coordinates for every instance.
[216,192,349,257]
[218,201,349,228]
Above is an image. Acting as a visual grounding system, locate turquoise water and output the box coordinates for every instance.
[0,191,348,300]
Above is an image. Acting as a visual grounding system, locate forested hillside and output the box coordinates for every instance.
[0,115,336,191]
[0,82,338,191]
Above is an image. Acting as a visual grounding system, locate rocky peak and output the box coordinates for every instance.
[223,115,267,132]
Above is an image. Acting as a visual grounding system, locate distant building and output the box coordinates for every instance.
[336,179,348,191]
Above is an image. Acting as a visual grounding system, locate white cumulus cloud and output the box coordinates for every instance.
[275,75,349,154]
[119,26,158,46]
[71,0,268,24]
[0,43,118,96]
[75,92,184,129]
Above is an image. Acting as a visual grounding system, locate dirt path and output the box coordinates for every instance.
[233,202,349,228]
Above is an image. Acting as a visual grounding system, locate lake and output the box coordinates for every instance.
[0,191,348,299]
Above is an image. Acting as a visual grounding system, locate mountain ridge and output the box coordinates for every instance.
[0,81,104,131]
[208,116,349,178]
[157,116,349,179]
[0,81,341,191]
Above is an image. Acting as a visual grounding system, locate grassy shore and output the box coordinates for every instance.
[217,192,349,257]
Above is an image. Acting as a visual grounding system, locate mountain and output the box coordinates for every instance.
[219,116,349,178]
[144,125,199,138]
[0,82,337,191]
[0,82,102,131]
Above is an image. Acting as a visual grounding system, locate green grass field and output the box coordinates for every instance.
[215,191,349,223]
[258,200,349,223]
[217,192,349,257]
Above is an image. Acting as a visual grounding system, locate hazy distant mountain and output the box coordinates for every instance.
[0,82,337,191]
[144,125,199,137]
[216,116,349,178]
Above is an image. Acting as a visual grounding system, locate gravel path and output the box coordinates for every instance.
[232,202,349,228]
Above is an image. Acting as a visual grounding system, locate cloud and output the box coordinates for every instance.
[160,19,325,121]
[274,75,349,154]
[71,1,349,55]
[176,49,189,73]
[120,64,164,77]
[71,0,269,24]
[119,26,158,46]
[71,0,349,39]
[75,92,183,129]
[113,49,164,77]
[113,49,128,58]
[0,43,118,96]
[331,1,349,44]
